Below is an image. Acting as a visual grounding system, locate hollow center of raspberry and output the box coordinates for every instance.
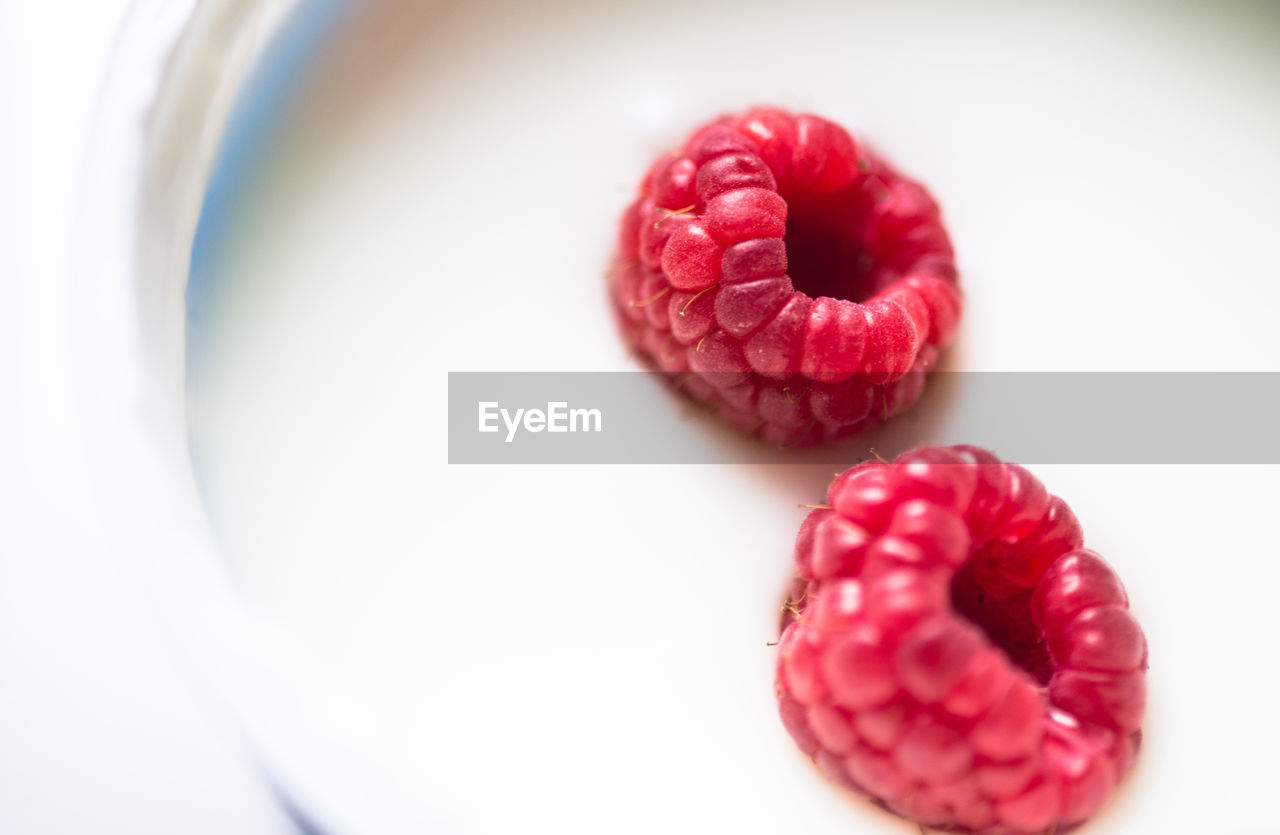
[783,188,881,303]
[949,559,1053,686]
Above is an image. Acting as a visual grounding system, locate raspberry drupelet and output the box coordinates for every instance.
[777,446,1147,833]
[610,107,961,446]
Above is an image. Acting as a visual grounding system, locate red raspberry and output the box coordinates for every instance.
[778,446,1146,833]
[610,107,961,446]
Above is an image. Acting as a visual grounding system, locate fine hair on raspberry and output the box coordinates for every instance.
[777,445,1147,833]
[610,107,962,446]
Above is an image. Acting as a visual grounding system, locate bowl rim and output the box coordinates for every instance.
[72,2,423,833]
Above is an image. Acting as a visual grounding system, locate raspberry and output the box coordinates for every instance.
[609,107,961,446]
[778,446,1146,833]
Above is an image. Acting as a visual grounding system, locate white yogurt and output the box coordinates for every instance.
[187,1,1280,831]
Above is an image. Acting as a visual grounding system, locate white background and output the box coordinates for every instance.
[0,3,295,833]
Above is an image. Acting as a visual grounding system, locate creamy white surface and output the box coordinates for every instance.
[188,1,1280,831]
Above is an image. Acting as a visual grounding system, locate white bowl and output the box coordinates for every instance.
[75,3,1280,834]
